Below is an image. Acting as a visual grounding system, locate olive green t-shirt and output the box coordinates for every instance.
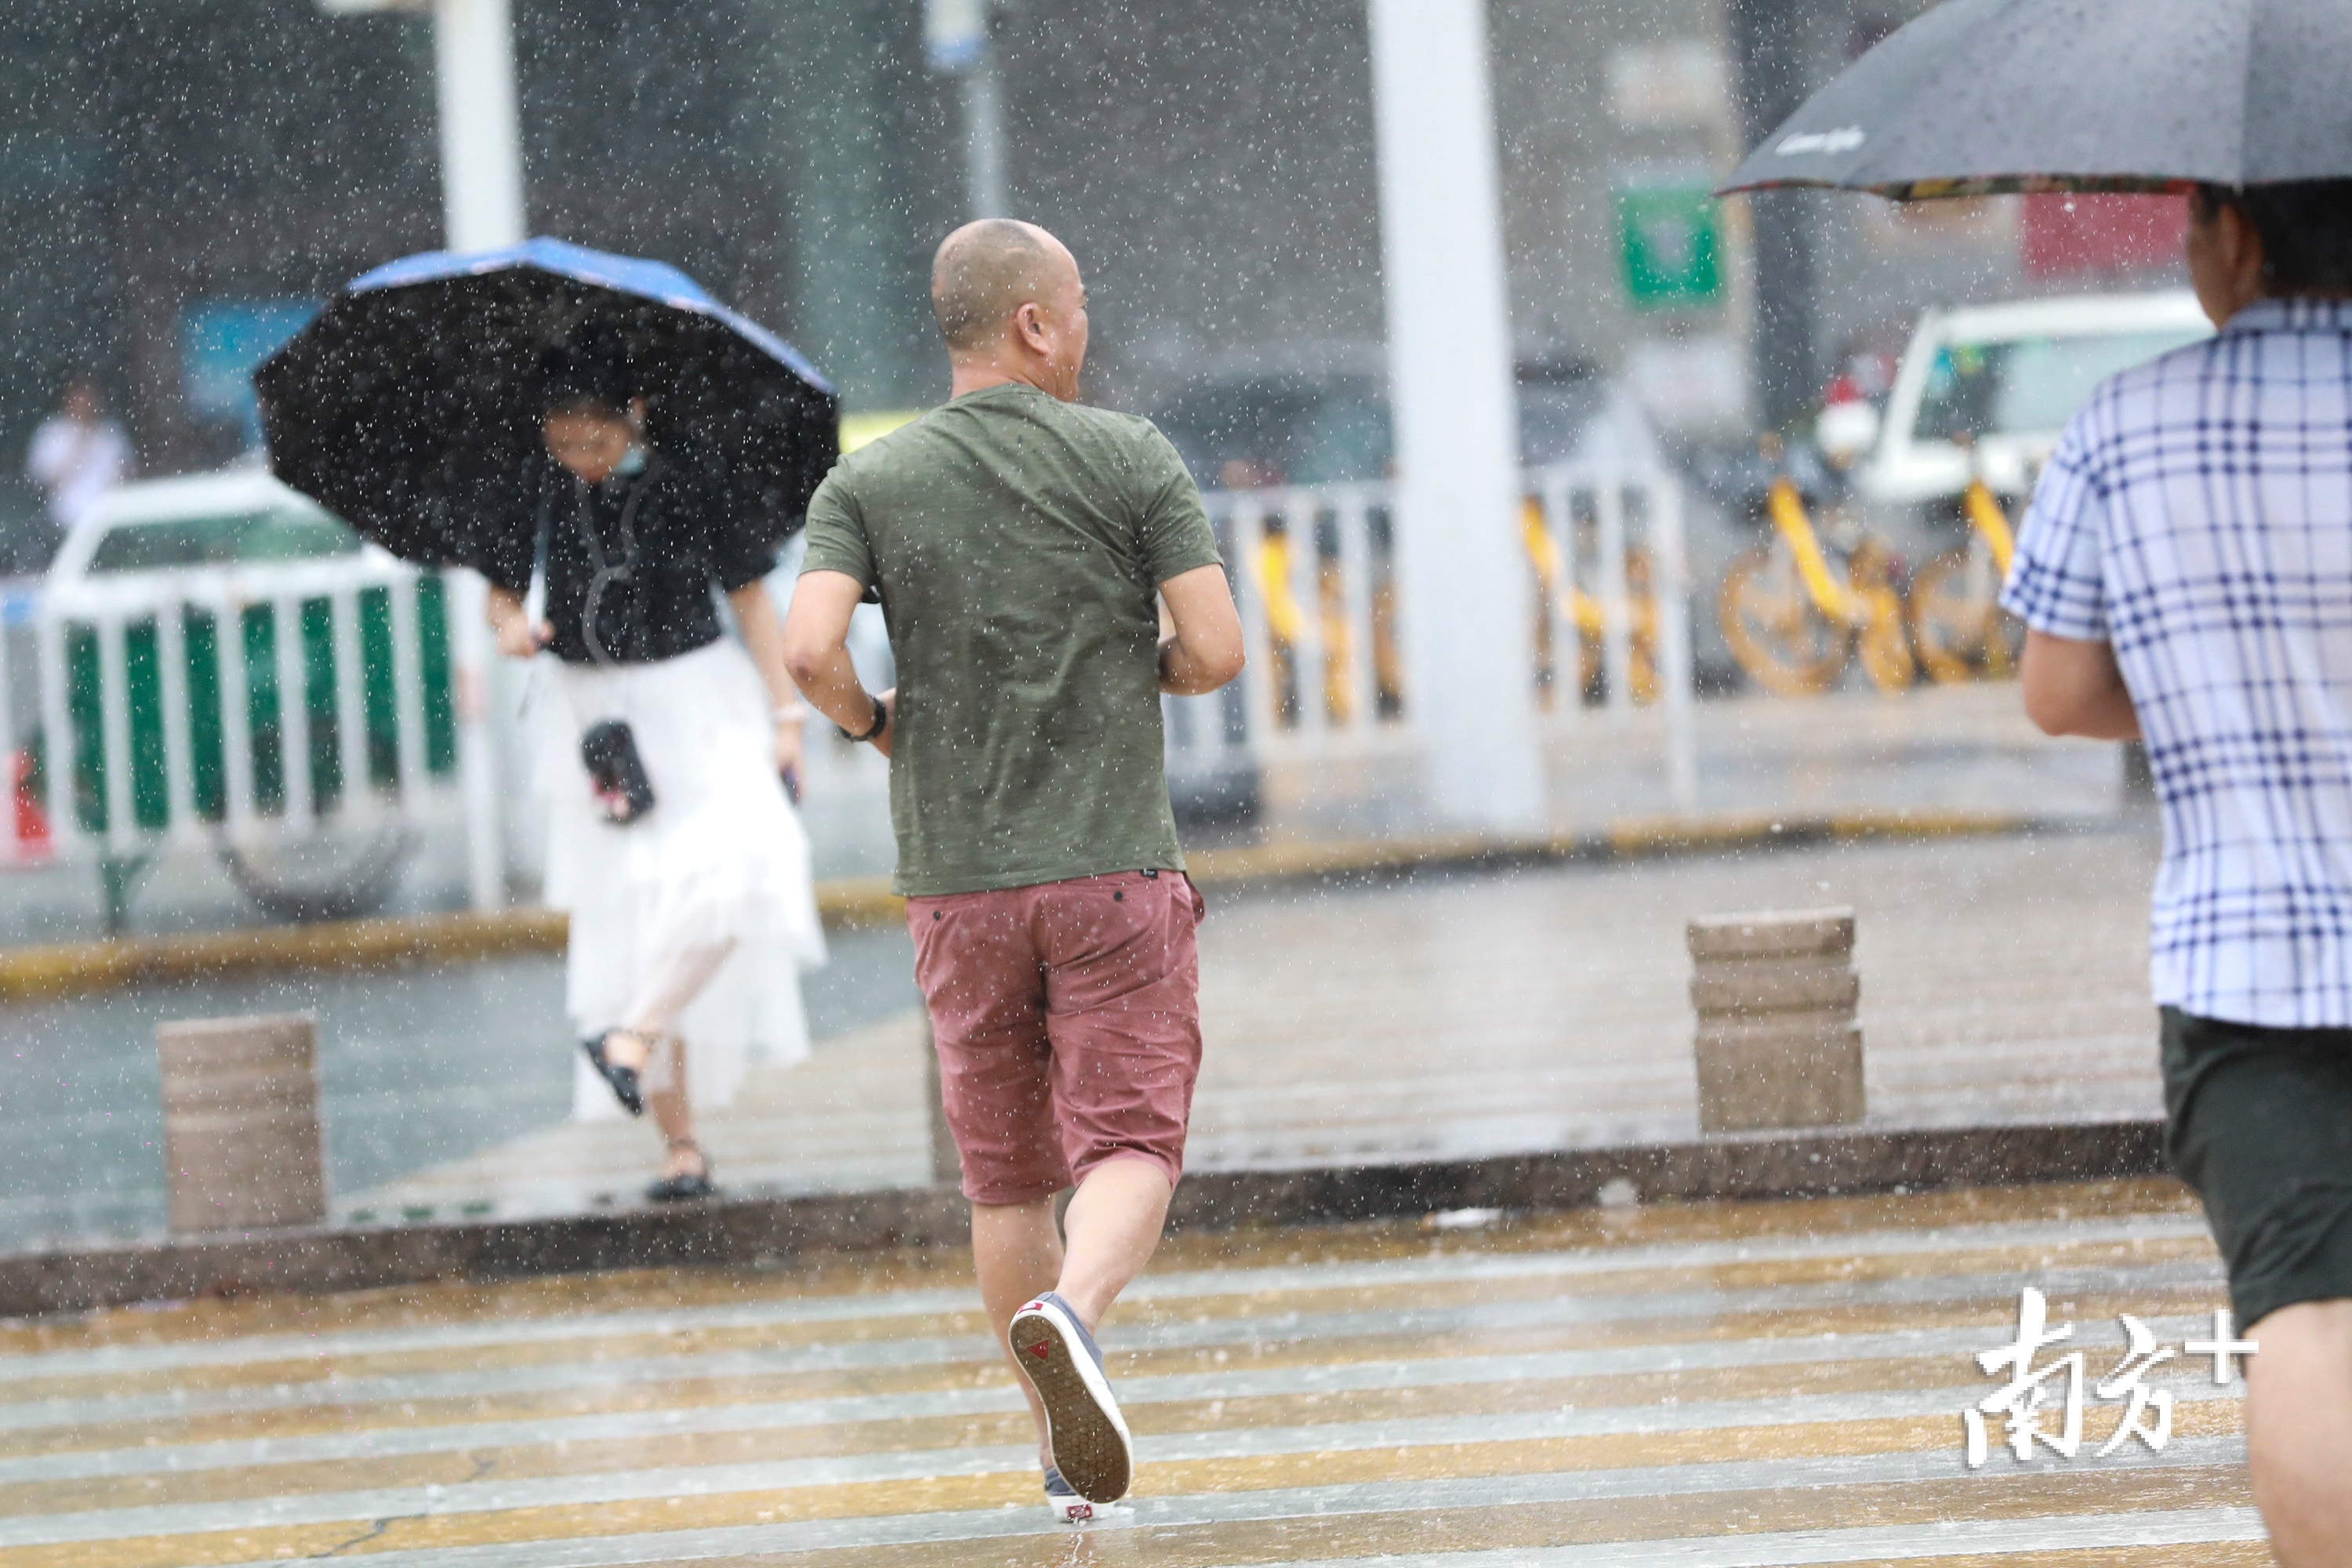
[798,383,1223,895]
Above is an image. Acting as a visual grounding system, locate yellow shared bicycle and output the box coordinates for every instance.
[1907,477,2023,684]
[1718,477,1915,697]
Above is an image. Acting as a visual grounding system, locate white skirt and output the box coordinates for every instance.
[532,639,828,1121]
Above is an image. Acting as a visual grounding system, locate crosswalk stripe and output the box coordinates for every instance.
[172,1443,2254,1568]
[0,1214,2208,1382]
[6,1185,2252,1568]
[0,1379,2250,1548]
[2,1255,2222,1436]
[0,1311,2236,1486]
[1261,1508,2268,1568]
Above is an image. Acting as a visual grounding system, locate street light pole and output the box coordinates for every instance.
[959,49,1010,220]
[1366,0,1543,833]
[424,0,525,913]
[926,0,1010,220]
[429,0,528,250]
[317,0,527,249]
[318,0,525,909]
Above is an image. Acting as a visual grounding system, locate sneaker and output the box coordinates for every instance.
[1043,1464,1094,1524]
[1008,1291,1132,1503]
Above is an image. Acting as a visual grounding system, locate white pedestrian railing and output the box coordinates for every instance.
[1172,463,1698,807]
[34,555,473,865]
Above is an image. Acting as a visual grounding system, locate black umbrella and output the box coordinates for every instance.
[1719,0,2352,199]
[255,238,839,570]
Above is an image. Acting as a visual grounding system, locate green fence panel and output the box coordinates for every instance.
[62,574,458,837]
[183,607,227,821]
[299,597,339,811]
[64,626,105,834]
[359,586,397,790]
[419,575,457,776]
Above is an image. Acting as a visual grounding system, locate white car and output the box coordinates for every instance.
[1857,289,2214,509]
[51,467,364,583]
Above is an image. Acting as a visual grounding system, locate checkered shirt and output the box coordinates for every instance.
[2002,296,2352,1027]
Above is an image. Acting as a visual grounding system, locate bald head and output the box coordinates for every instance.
[931,220,1076,352]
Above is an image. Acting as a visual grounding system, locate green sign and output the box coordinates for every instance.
[1615,181,1722,310]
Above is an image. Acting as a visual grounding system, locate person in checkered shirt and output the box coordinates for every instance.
[2006,179,2352,1563]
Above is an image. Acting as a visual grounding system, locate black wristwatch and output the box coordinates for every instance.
[840,694,890,743]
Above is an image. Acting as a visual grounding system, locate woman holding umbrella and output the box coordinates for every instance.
[485,337,826,1200]
[257,238,840,1204]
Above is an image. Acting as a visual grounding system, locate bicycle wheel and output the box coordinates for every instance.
[1908,548,2021,684]
[1856,583,1917,695]
[221,825,415,923]
[1719,545,1849,696]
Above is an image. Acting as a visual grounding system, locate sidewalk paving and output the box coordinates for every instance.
[2,676,2148,1248]
[347,826,2166,1222]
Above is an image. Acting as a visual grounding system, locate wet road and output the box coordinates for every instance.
[0,926,920,1249]
[0,1178,2257,1566]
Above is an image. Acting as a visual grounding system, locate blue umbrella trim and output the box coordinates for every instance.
[347,236,836,397]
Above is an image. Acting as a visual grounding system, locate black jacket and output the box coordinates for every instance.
[482,445,780,666]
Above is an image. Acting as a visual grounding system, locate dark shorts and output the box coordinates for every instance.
[906,870,1205,1206]
[2162,1006,2352,1329]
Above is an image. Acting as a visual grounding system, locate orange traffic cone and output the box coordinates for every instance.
[9,748,49,865]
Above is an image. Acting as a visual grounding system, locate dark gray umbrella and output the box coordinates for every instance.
[1719,0,2352,199]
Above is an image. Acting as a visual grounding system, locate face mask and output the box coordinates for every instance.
[613,443,648,477]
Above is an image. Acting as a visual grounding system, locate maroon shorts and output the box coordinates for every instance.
[906,869,1206,1205]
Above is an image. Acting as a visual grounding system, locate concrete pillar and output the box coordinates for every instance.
[1688,908,1865,1133]
[1365,0,1543,833]
[158,1014,328,1233]
[431,0,528,252]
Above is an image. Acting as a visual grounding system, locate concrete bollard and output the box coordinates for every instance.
[1687,907,1864,1134]
[156,1013,327,1234]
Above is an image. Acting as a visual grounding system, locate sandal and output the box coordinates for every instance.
[580,1030,648,1116]
[648,1138,714,1203]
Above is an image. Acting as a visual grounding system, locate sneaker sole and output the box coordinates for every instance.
[1009,1310,1131,1502]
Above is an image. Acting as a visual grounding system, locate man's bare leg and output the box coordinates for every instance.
[973,1158,1175,1462]
[974,1197,1062,1463]
[1054,1157,1174,1327]
[2245,1298,2352,1566]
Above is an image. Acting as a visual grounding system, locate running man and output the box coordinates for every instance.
[782,220,1245,1519]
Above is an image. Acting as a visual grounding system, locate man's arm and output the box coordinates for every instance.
[782,569,893,757]
[1157,562,1245,695]
[2020,630,2140,740]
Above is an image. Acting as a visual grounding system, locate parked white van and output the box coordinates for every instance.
[1857,289,2213,509]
